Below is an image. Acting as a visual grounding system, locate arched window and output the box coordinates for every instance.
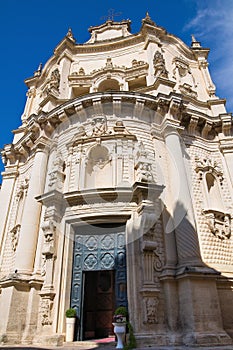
[98,79,120,92]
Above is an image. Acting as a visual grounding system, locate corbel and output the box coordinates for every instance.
[220,113,232,137]
[201,120,213,138]
[92,97,103,115]
[133,98,145,119]
[188,115,199,135]
[113,96,122,116]
[74,102,87,120]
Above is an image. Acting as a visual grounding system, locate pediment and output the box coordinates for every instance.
[87,20,131,43]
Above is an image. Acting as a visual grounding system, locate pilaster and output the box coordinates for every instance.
[14,139,49,275]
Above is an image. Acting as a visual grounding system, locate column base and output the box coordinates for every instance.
[135,332,182,347]
[33,334,64,346]
[182,331,232,346]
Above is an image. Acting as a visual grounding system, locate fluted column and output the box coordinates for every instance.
[14,139,49,275]
[163,124,202,267]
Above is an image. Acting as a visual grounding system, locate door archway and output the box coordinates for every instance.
[70,223,127,340]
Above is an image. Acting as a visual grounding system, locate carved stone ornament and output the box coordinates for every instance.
[135,142,154,183]
[179,83,197,99]
[91,115,107,137]
[135,162,153,183]
[41,255,46,277]
[41,220,55,256]
[10,224,21,252]
[16,178,29,199]
[48,154,64,189]
[39,297,53,326]
[153,51,168,79]
[43,68,60,96]
[203,209,231,240]
[173,56,190,77]
[195,157,223,184]
[143,296,159,324]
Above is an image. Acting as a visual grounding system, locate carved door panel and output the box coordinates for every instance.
[70,224,127,340]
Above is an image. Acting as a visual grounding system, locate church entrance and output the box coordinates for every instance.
[83,270,115,339]
[70,223,127,341]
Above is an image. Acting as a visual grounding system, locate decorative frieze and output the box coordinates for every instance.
[143,296,159,324]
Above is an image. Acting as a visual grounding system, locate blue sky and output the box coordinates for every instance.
[0,0,232,179]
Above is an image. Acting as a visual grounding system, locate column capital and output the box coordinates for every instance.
[160,119,184,138]
[33,136,51,153]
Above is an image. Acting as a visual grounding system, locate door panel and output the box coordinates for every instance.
[70,224,127,340]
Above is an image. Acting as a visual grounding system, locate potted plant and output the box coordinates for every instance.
[113,306,128,323]
[113,306,128,349]
[65,308,76,342]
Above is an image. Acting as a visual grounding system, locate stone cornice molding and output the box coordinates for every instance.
[44,18,198,73]
[68,59,149,87]
[1,167,19,180]
[6,92,232,166]
[0,273,43,289]
[219,137,233,153]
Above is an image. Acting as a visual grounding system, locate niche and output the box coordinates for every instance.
[205,172,224,211]
[85,145,112,188]
[98,79,120,92]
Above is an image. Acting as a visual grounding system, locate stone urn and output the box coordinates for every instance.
[112,322,126,349]
[65,308,76,342]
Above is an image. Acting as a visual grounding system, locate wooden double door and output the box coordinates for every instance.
[70,224,127,340]
[83,270,115,339]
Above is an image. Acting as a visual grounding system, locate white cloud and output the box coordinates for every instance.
[184,0,233,111]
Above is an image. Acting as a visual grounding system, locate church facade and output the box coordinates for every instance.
[0,14,233,347]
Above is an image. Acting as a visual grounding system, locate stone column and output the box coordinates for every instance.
[14,139,49,275]
[163,124,202,268]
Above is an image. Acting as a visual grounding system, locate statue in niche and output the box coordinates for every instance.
[44,68,60,95]
[153,51,168,79]
[91,115,107,137]
[143,297,159,324]
[85,144,112,188]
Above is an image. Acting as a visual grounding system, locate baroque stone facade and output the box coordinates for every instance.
[0,14,233,348]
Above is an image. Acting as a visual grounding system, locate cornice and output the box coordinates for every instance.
[3,91,232,167]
